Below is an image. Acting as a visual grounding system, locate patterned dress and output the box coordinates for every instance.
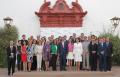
[27,46,33,62]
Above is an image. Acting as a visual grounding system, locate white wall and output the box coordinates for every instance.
[0,0,120,39]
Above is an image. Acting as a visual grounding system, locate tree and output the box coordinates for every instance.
[0,26,18,67]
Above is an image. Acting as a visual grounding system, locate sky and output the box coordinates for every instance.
[0,0,120,39]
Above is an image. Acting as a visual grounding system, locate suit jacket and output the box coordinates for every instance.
[7,46,16,61]
[58,41,68,57]
[82,41,90,52]
[105,42,113,57]
[98,42,107,56]
[72,38,76,43]
[89,42,98,54]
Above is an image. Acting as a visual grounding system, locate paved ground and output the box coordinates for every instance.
[0,66,120,77]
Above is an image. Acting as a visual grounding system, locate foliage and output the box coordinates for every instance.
[0,26,18,67]
[99,32,120,65]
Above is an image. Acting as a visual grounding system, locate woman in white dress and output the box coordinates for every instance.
[35,40,43,71]
[73,38,83,71]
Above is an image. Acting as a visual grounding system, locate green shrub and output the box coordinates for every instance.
[0,26,18,68]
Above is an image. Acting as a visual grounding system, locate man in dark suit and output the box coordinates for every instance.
[105,37,113,71]
[72,33,76,43]
[58,36,68,71]
[7,41,16,76]
[89,38,98,71]
[98,38,107,72]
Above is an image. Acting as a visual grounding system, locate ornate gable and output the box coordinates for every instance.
[35,0,87,27]
[51,0,71,13]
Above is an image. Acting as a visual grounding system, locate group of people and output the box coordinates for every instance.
[6,33,113,76]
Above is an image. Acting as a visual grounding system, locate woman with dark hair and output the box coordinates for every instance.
[41,37,47,71]
[31,39,37,71]
[73,38,83,71]
[43,41,51,71]
[41,37,46,45]
[67,38,74,71]
[50,39,58,71]
[16,40,22,71]
[21,41,27,71]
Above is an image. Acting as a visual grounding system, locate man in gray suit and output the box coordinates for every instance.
[82,36,90,70]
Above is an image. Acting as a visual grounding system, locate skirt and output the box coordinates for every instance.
[74,54,82,62]
[67,52,74,60]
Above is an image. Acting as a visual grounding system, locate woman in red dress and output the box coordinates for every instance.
[21,41,27,71]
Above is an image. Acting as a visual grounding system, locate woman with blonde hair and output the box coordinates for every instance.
[35,40,43,71]
[27,43,33,72]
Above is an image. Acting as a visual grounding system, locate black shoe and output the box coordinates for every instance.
[104,70,107,72]
[60,69,63,71]
[100,70,103,72]
[108,69,111,71]
[8,72,10,76]
[64,68,67,71]
[12,71,15,76]
[86,69,90,71]
[82,69,85,70]
[8,74,10,76]
[63,69,66,71]
[12,73,14,76]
